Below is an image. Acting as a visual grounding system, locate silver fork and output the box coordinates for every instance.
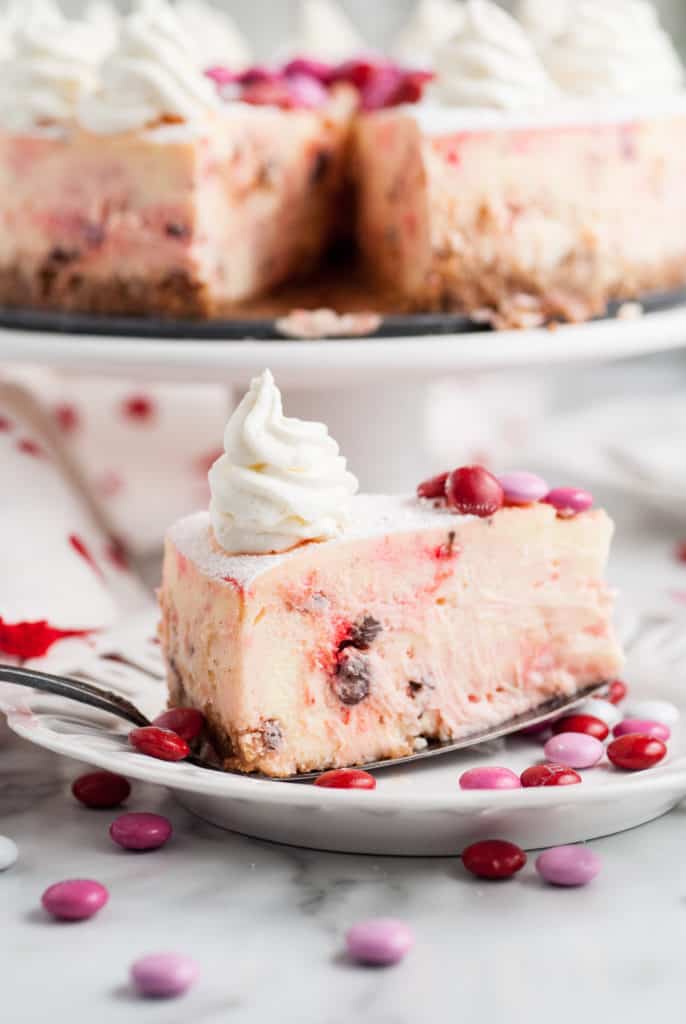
[0,663,607,781]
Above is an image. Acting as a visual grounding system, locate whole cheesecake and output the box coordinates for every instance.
[158,370,623,777]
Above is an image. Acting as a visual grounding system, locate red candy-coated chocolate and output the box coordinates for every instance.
[462,840,527,880]
[675,541,686,564]
[314,769,377,790]
[129,727,190,762]
[607,734,667,771]
[520,764,582,787]
[417,472,449,500]
[552,714,609,741]
[72,771,131,809]
[445,466,504,517]
[600,679,628,705]
[152,708,205,744]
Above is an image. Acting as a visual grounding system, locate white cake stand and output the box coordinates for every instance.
[2,304,685,490]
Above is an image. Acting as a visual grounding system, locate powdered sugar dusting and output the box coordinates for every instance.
[168,495,467,586]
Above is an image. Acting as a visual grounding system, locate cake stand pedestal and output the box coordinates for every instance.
[2,304,686,491]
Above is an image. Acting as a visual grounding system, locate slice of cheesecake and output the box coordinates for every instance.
[160,495,623,777]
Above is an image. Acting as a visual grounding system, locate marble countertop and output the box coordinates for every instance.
[3,479,686,1024]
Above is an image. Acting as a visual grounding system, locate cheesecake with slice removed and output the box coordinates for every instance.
[159,370,623,777]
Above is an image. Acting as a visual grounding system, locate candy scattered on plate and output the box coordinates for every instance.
[536,846,602,887]
[110,813,173,852]
[72,771,131,810]
[42,879,109,922]
[0,835,18,871]
[130,953,200,998]
[462,840,527,880]
[345,919,414,966]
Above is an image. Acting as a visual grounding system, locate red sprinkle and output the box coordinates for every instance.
[0,415,12,431]
[0,618,91,660]
[417,471,449,501]
[314,769,377,790]
[122,394,156,423]
[445,466,504,517]
[72,771,131,809]
[54,403,80,434]
[607,734,667,771]
[599,679,628,705]
[17,438,43,457]
[153,707,205,744]
[105,538,129,572]
[520,764,582,787]
[69,534,103,579]
[129,727,190,762]
[462,840,527,880]
[676,542,686,564]
[552,714,609,742]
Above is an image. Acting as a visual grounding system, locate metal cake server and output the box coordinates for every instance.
[0,663,607,782]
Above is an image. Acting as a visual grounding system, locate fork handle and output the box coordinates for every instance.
[0,664,151,728]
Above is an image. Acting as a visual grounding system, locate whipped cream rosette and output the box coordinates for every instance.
[394,0,466,67]
[209,370,359,555]
[435,0,556,109]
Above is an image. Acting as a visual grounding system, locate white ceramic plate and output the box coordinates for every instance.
[1,608,685,855]
[1,305,686,385]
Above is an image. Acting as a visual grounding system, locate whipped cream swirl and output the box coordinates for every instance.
[393,0,466,67]
[0,4,106,131]
[79,0,220,135]
[209,370,359,555]
[286,0,368,63]
[435,0,555,109]
[516,0,571,47]
[176,0,252,70]
[544,0,684,97]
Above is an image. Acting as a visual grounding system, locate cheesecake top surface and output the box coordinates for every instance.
[168,495,472,587]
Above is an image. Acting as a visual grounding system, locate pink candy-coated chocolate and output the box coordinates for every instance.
[543,488,593,513]
[110,813,173,852]
[536,846,602,887]
[131,953,200,998]
[346,918,414,966]
[459,766,521,790]
[42,879,109,921]
[543,733,604,769]
[498,471,549,506]
[613,719,671,741]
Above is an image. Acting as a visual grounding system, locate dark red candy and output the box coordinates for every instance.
[314,769,376,790]
[129,727,190,762]
[72,771,131,809]
[417,471,449,500]
[552,714,609,741]
[445,466,504,517]
[602,679,628,705]
[607,734,667,771]
[462,840,527,880]
[520,764,582,787]
[152,707,205,744]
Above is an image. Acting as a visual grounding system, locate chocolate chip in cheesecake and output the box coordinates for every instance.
[260,718,284,752]
[334,651,372,706]
[344,616,383,652]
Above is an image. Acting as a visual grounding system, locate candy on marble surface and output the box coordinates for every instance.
[607,734,667,771]
[129,726,190,762]
[536,846,602,887]
[623,700,679,727]
[72,771,131,809]
[130,953,200,998]
[613,719,671,742]
[345,918,414,966]
[551,714,609,741]
[110,813,173,852]
[0,835,18,871]
[314,769,377,789]
[42,879,109,921]
[576,698,623,729]
[497,471,549,505]
[152,707,205,743]
[543,488,593,513]
[459,766,521,790]
[462,840,527,880]
[520,764,582,787]
[543,733,604,769]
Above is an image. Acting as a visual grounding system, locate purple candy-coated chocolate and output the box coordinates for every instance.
[459,766,522,790]
[110,813,173,852]
[613,719,671,742]
[543,488,594,513]
[536,846,602,887]
[42,879,109,921]
[543,733,604,769]
[498,471,549,505]
[131,953,200,999]
[346,918,414,966]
